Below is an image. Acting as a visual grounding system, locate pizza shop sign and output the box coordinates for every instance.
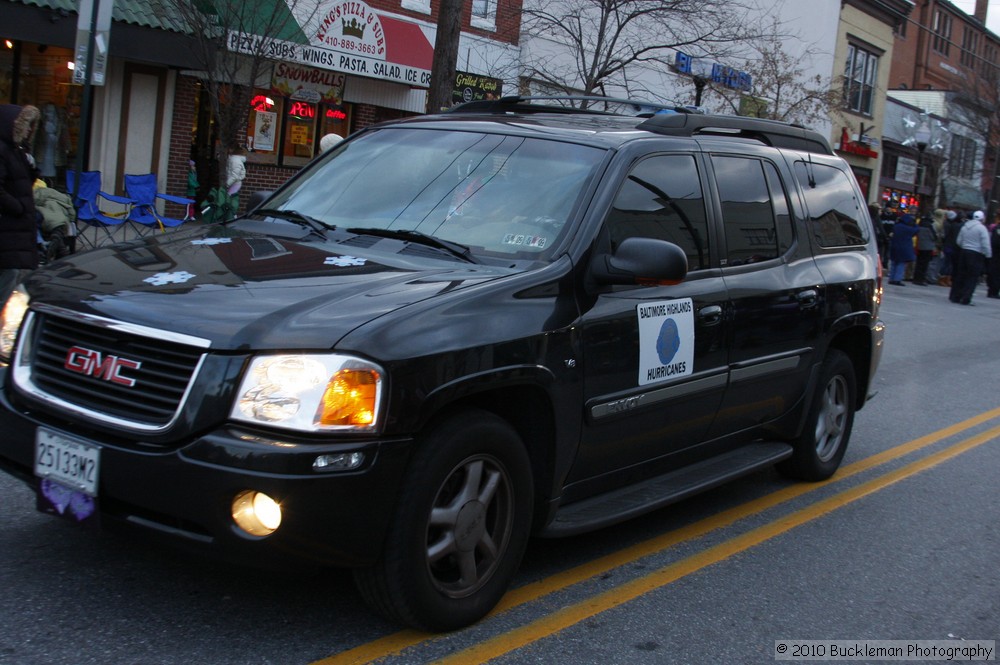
[228,0,432,87]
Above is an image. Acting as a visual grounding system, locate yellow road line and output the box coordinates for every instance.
[435,423,1000,664]
[314,408,1000,665]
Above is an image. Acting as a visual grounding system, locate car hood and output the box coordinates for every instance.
[25,224,511,350]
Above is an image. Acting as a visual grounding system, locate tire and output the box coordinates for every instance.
[353,409,534,631]
[777,349,856,481]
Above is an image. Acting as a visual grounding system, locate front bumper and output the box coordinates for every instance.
[0,368,413,567]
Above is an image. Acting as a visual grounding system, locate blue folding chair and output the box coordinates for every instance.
[66,170,134,247]
[124,173,194,235]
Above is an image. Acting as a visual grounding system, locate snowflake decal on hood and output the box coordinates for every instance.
[324,255,367,267]
[144,271,197,286]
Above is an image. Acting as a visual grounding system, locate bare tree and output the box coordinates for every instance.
[519,0,776,104]
[945,62,1000,217]
[161,0,321,191]
[427,0,464,113]
[710,21,840,127]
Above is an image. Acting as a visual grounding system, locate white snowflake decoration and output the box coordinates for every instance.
[191,238,233,245]
[324,255,367,267]
[144,271,197,286]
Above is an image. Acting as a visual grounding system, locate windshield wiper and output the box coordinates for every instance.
[347,227,479,264]
[255,208,334,236]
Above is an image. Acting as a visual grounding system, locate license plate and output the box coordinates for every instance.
[34,428,100,497]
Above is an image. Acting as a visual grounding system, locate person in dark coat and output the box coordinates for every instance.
[985,215,1000,299]
[911,211,940,285]
[0,104,41,307]
[888,212,919,285]
[938,209,963,286]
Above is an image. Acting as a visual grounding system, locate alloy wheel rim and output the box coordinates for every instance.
[815,375,848,462]
[424,454,514,598]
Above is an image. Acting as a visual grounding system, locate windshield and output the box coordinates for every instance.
[264,127,605,260]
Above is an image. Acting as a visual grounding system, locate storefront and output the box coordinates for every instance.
[4,0,520,211]
[246,63,351,168]
[1,40,81,187]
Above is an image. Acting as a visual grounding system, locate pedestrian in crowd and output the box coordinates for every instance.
[879,204,898,269]
[938,209,963,286]
[869,203,888,265]
[319,133,343,152]
[926,207,947,284]
[888,211,919,286]
[184,159,199,221]
[986,213,1000,299]
[949,210,992,305]
[225,146,247,213]
[911,209,941,285]
[0,104,41,307]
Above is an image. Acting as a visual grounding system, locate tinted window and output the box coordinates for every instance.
[794,161,869,247]
[713,156,791,266]
[607,155,710,270]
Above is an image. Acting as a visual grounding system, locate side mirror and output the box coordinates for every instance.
[246,190,274,213]
[590,237,688,286]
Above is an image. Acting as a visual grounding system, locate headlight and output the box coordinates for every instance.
[0,286,29,361]
[230,354,383,432]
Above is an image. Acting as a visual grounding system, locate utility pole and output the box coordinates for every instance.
[426,0,463,114]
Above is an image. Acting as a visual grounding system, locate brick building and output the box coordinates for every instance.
[884,0,1000,211]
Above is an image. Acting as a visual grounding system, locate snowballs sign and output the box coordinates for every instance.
[228,0,433,87]
[636,299,694,386]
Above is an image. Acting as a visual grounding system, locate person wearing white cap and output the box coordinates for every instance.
[319,133,343,152]
[949,210,992,305]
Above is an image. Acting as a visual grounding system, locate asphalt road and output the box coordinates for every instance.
[0,277,998,664]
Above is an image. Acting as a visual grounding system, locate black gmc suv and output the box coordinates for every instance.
[0,98,884,631]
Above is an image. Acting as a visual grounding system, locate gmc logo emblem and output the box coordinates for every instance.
[64,346,142,387]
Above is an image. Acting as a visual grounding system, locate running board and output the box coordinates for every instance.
[540,442,793,537]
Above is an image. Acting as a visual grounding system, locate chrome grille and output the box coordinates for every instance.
[22,311,206,428]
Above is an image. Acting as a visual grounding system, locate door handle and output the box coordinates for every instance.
[698,305,723,325]
[796,289,819,308]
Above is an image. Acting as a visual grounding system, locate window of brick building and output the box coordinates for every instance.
[961,27,979,69]
[932,10,952,55]
[844,44,879,116]
[981,43,996,77]
[471,0,496,31]
[949,135,977,179]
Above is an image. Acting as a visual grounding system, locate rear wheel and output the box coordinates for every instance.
[354,409,533,631]
[778,349,856,481]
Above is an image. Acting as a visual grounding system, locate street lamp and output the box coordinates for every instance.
[914,124,931,214]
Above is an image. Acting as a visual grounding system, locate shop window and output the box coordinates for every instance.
[283,100,317,166]
[246,89,350,167]
[319,103,349,145]
[247,92,282,165]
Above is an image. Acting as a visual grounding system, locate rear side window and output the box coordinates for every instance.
[712,156,794,266]
[606,155,711,270]
[794,161,869,247]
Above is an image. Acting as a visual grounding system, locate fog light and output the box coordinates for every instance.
[231,490,282,536]
[313,451,365,471]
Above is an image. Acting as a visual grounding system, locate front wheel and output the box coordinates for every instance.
[778,350,856,481]
[354,409,534,631]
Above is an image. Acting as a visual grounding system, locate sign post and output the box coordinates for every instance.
[70,0,113,249]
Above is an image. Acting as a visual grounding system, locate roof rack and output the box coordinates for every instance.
[638,113,833,155]
[447,95,697,117]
